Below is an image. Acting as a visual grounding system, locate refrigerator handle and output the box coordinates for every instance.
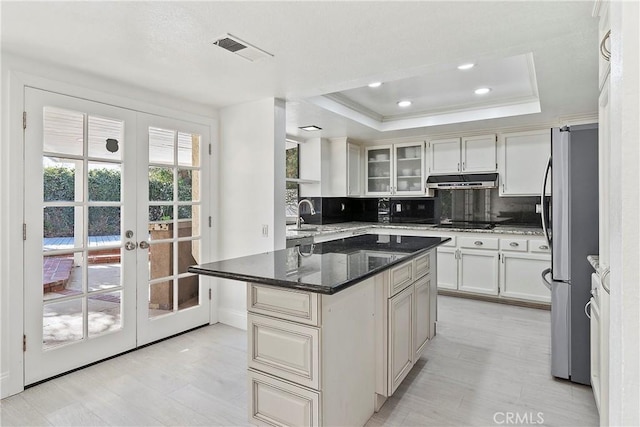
[540,157,552,246]
[541,268,553,290]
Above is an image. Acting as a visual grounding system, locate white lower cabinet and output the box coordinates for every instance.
[427,231,551,304]
[459,249,500,295]
[500,253,552,303]
[388,284,414,395]
[436,247,458,290]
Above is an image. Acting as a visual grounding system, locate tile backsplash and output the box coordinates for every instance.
[297,189,540,226]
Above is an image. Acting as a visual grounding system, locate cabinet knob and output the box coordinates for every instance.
[474,241,483,246]
[509,242,519,247]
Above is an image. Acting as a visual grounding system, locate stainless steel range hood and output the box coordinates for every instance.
[426,173,499,190]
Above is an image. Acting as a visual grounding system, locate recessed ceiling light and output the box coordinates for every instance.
[368,82,382,88]
[397,100,412,108]
[474,87,492,95]
[457,63,475,70]
[299,125,322,131]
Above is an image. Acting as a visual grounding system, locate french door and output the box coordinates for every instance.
[24,88,210,384]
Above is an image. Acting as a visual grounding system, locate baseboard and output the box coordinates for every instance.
[437,289,551,310]
[218,308,247,330]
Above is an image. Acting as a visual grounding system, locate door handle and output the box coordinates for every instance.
[139,241,150,249]
[509,242,519,247]
[584,300,592,319]
[541,268,552,290]
[474,241,483,246]
[125,241,137,251]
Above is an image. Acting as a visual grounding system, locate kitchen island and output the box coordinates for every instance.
[189,234,449,427]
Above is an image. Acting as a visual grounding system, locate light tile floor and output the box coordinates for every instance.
[0,296,599,426]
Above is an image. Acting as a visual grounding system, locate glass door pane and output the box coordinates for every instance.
[146,128,202,317]
[394,143,424,194]
[366,147,392,194]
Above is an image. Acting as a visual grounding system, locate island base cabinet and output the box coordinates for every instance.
[247,280,376,427]
[388,285,414,395]
[248,369,320,427]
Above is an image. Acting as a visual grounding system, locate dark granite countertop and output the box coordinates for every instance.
[189,234,450,295]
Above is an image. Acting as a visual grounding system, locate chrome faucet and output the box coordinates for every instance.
[296,199,316,229]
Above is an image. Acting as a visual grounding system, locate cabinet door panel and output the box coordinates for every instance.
[248,369,320,427]
[429,138,461,174]
[499,130,550,196]
[462,134,497,172]
[388,285,414,395]
[436,248,458,290]
[459,249,499,295]
[365,146,392,195]
[500,253,551,303]
[414,276,430,360]
[248,314,320,389]
[394,142,425,195]
[347,143,361,196]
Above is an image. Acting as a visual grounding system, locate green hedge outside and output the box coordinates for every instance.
[43,166,193,237]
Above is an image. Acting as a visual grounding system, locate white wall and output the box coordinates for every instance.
[216,98,286,329]
[608,2,640,425]
[0,54,217,398]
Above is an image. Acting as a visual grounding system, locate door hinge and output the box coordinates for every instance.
[495,135,498,142]
[23,112,27,130]
[23,223,27,240]
[23,335,26,352]
[496,162,498,170]
[209,288,212,300]
[209,144,212,155]
[208,216,212,228]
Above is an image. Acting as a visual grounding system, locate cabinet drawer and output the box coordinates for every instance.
[248,314,320,390]
[414,252,431,279]
[530,239,551,253]
[459,236,499,250]
[248,283,319,326]
[248,369,320,427]
[389,260,413,297]
[500,238,528,252]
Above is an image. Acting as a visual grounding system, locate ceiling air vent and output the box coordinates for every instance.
[213,34,273,62]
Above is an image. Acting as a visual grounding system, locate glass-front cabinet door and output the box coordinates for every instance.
[394,142,425,195]
[365,146,392,195]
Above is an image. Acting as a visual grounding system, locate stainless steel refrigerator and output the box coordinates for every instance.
[541,124,599,385]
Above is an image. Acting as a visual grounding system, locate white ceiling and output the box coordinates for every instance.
[1,1,599,142]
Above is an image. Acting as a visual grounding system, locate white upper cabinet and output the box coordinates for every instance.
[498,129,550,196]
[365,142,425,196]
[428,135,497,175]
[461,134,498,173]
[428,137,461,174]
[365,145,393,195]
[393,142,425,195]
[347,142,362,196]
